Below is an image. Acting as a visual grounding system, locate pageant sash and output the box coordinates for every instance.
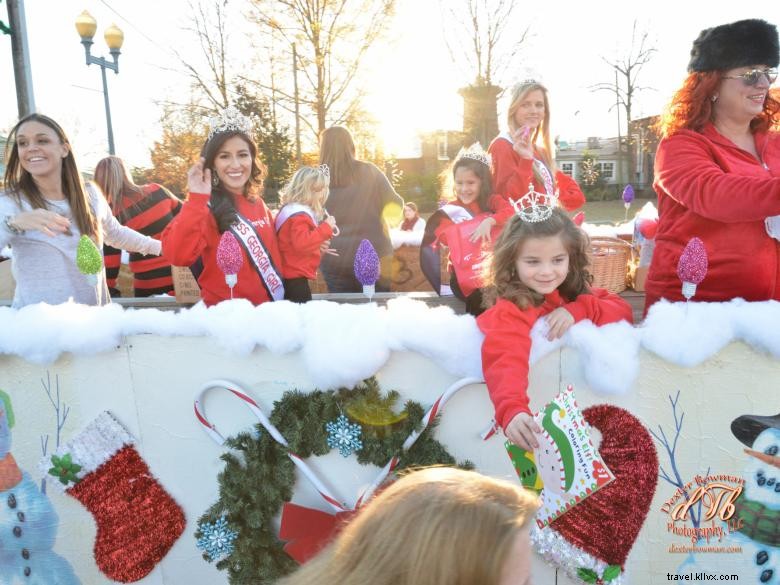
[230,213,285,301]
[274,203,318,232]
[438,203,474,224]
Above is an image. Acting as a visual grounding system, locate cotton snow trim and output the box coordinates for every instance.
[5,297,780,396]
[40,411,134,491]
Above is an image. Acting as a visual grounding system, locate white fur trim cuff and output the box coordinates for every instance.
[39,411,134,492]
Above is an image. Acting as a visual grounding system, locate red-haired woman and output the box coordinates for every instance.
[646,19,780,310]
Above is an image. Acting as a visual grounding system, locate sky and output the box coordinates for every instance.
[1,1,777,170]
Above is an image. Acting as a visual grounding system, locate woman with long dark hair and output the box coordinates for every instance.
[162,107,284,306]
[0,114,161,308]
[318,126,404,292]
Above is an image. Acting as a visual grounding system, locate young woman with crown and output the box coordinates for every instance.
[646,19,780,310]
[488,81,585,214]
[477,187,632,450]
[162,106,285,306]
[420,144,513,316]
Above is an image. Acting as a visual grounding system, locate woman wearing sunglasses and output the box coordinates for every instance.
[645,18,780,310]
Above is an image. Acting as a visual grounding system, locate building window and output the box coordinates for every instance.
[560,162,575,177]
[597,162,615,180]
[437,133,449,160]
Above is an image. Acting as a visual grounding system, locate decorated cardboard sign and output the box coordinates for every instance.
[506,386,615,527]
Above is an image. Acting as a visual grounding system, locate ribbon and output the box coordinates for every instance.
[279,502,356,563]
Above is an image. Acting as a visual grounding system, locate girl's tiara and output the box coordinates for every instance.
[456,143,492,168]
[510,183,558,223]
[208,106,253,140]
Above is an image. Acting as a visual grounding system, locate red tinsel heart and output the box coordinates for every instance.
[548,404,659,568]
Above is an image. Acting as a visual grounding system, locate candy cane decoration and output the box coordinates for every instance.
[194,377,480,512]
[195,379,348,512]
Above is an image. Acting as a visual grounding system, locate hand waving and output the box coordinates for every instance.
[187,158,212,194]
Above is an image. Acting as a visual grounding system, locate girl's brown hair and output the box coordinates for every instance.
[93,155,144,213]
[277,467,538,585]
[440,156,494,212]
[319,126,357,188]
[482,208,592,310]
[4,113,98,238]
[658,72,780,138]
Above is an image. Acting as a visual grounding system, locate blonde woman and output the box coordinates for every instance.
[275,165,337,302]
[277,467,538,585]
[488,81,584,211]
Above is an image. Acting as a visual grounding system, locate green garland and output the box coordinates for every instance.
[196,377,472,584]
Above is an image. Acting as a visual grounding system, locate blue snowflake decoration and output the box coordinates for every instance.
[326,414,363,457]
[197,515,238,562]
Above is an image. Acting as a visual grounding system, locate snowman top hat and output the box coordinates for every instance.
[730,412,780,447]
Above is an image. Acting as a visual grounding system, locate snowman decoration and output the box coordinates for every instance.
[0,396,80,585]
[729,412,780,584]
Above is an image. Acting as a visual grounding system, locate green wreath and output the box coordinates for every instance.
[195,377,472,584]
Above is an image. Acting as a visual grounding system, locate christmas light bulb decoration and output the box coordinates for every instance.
[216,231,243,297]
[354,239,380,300]
[76,235,103,285]
[622,184,635,220]
[676,237,708,301]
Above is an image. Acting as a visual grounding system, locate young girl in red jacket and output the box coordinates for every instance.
[478,200,633,451]
[275,165,338,302]
[420,145,513,316]
[162,106,284,306]
[488,80,585,213]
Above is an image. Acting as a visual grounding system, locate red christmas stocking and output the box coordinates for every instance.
[42,411,186,583]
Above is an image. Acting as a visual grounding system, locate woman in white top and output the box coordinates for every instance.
[0,114,161,308]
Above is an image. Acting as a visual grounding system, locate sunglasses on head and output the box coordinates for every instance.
[722,68,778,86]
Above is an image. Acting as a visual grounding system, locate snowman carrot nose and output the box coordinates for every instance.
[744,448,780,469]
[0,452,23,490]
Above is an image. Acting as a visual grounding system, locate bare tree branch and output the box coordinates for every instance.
[440,0,530,87]
[591,19,657,184]
[246,0,396,141]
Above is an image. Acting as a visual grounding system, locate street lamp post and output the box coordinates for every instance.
[74,10,124,155]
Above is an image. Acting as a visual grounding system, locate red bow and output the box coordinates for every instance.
[279,502,356,564]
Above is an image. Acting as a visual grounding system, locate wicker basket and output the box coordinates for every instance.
[589,236,632,293]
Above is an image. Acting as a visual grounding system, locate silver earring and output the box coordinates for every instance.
[711,95,718,102]
[212,173,220,187]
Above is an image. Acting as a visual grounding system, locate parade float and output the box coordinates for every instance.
[0,288,778,585]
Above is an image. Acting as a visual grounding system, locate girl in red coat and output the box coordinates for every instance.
[478,204,633,451]
[276,165,338,303]
[488,80,585,213]
[162,106,284,306]
[420,145,512,316]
